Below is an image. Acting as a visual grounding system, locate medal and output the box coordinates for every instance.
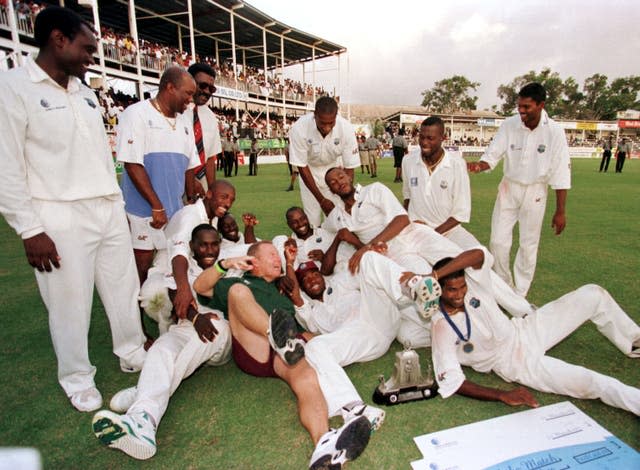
[439,301,473,353]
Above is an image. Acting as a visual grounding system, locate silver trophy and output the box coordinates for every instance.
[373,344,438,406]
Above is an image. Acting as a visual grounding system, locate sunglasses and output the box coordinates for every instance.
[198,82,217,93]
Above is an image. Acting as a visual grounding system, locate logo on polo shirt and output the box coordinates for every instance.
[40,99,50,108]
[334,138,340,145]
[410,177,418,187]
[84,98,97,108]
[537,144,546,153]
[469,297,480,308]
[137,235,148,241]
[440,180,448,189]
[307,139,313,144]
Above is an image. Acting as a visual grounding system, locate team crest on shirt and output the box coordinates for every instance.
[334,138,340,145]
[307,139,313,144]
[537,144,546,153]
[184,127,189,135]
[326,287,333,295]
[410,177,418,187]
[440,180,448,189]
[148,120,153,126]
[127,139,134,144]
[469,297,480,308]
[315,236,323,243]
[84,97,97,108]
[40,99,50,108]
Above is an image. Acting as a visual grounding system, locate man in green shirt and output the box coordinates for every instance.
[194,241,373,470]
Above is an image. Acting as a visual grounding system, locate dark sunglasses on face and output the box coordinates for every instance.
[198,82,216,93]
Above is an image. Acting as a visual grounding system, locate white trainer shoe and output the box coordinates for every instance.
[342,403,385,432]
[267,308,305,366]
[109,387,138,413]
[93,410,157,460]
[407,275,442,320]
[309,415,370,470]
[70,387,102,412]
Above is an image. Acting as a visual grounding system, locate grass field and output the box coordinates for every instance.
[0,157,638,469]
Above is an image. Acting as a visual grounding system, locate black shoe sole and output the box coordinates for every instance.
[270,309,305,365]
[309,416,371,470]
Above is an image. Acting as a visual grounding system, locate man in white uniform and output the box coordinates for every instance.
[118,66,200,286]
[272,206,355,274]
[93,225,232,460]
[430,255,640,415]
[288,97,360,227]
[0,7,146,411]
[468,83,571,296]
[403,117,534,320]
[140,180,236,332]
[185,63,222,195]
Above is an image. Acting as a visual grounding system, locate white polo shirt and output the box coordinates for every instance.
[323,183,407,245]
[164,199,210,270]
[184,103,222,160]
[430,264,516,398]
[117,100,200,219]
[0,58,122,239]
[402,149,471,228]
[480,110,571,189]
[288,113,360,186]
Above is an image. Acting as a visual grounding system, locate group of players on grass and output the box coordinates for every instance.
[2,7,638,470]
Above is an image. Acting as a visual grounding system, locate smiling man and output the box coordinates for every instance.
[93,224,233,460]
[467,82,571,297]
[0,6,147,412]
[185,63,222,194]
[118,66,200,289]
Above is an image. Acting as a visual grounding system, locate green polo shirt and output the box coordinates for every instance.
[198,274,297,325]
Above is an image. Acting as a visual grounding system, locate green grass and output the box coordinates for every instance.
[0,158,638,469]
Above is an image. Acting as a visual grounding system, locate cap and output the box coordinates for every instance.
[295,261,319,284]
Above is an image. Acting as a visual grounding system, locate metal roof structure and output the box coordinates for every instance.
[66,0,346,70]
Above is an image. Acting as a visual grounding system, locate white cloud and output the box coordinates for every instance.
[449,14,506,44]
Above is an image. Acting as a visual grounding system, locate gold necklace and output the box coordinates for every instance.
[151,98,176,131]
[424,149,445,174]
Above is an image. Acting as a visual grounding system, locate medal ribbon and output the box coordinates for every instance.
[439,300,471,344]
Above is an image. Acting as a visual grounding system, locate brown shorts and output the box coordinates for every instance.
[231,336,277,378]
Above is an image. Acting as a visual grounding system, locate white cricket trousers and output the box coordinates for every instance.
[298,175,344,228]
[490,178,548,296]
[128,318,231,425]
[305,252,409,416]
[33,197,146,396]
[501,284,640,415]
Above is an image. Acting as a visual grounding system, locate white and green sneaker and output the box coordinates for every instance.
[92,410,157,460]
[407,275,442,320]
[309,416,371,470]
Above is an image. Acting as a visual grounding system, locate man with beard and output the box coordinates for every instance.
[185,63,222,195]
[0,6,146,411]
[93,224,234,460]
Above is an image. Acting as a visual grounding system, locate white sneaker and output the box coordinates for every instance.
[342,404,385,432]
[309,416,370,470]
[70,387,102,412]
[93,410,157,460]
[267,308,305,366]
[109,387,138,413]
[407,275,442,320]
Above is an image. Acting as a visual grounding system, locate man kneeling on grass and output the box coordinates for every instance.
[428,253,640,414]
[193,241,375,470]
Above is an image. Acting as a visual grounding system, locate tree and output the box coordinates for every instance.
[497,68,565,116]
[497,69,640,120]
[421,75,480,113]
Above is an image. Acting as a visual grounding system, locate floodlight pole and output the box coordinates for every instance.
[280,34,286,123]
[187,0,196,64]
[128,0,144,99]
[312,45,316,104]
[5,0,22,65]
[263,27,270,137]
[89,0,106,84]
[230,8,239,121]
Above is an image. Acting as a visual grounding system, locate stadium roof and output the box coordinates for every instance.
[69,0,346,70]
